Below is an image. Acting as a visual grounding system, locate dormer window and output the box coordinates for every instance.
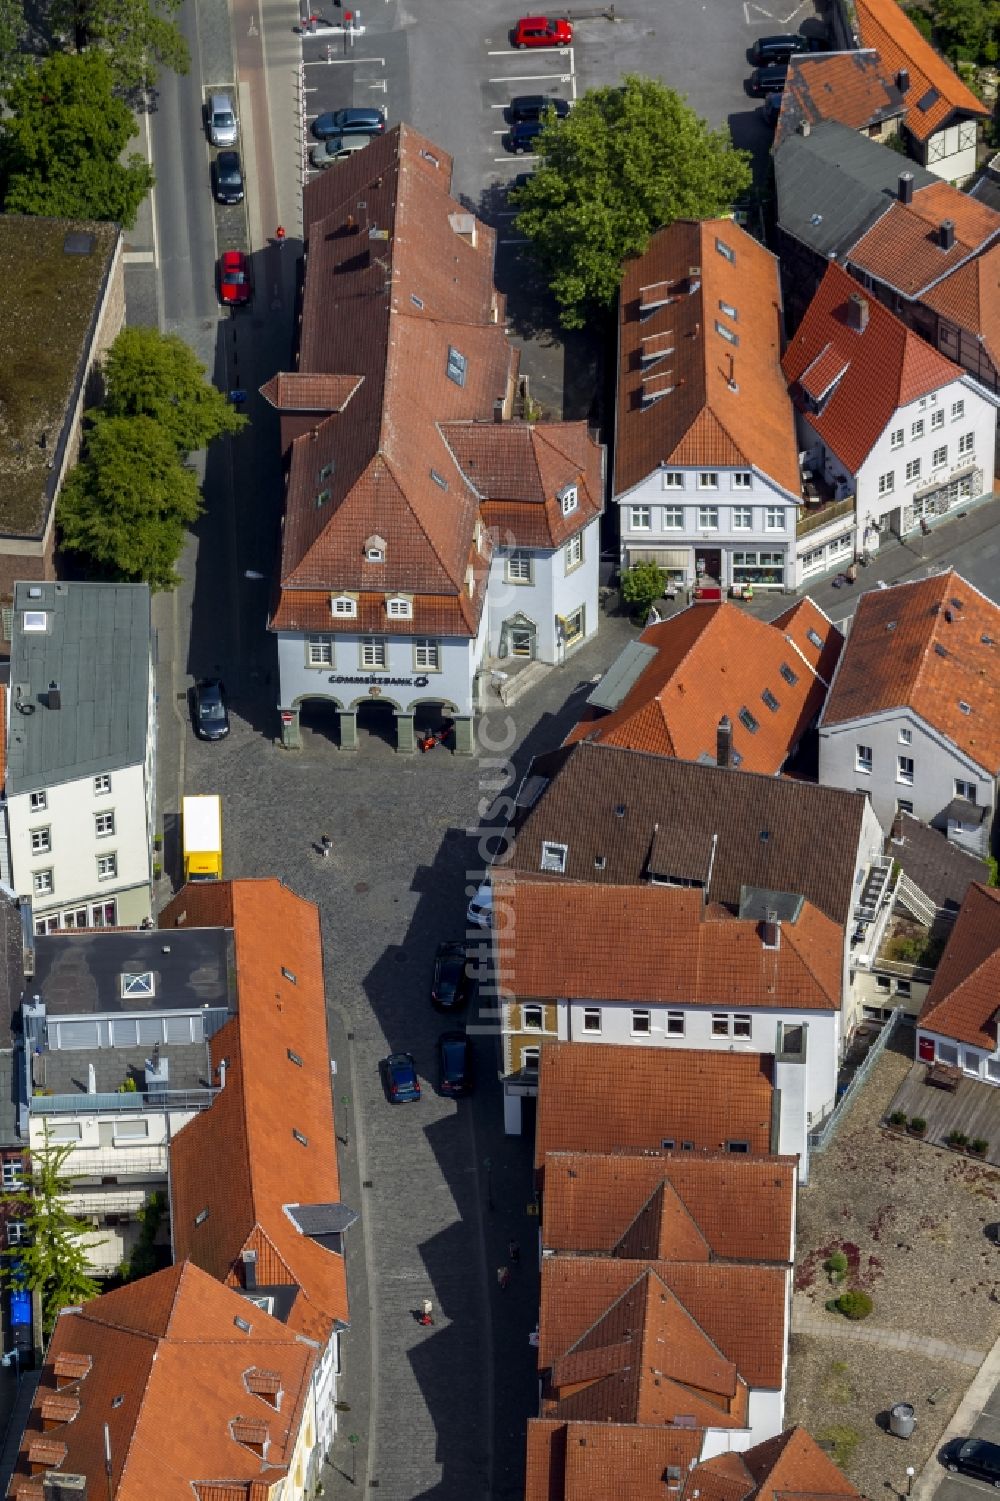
[364,533,387,564]
[331,594,358,618]
[446,347,467,387]
[540,841,567,873]
[559,484,579,516]
[387,595,413,619]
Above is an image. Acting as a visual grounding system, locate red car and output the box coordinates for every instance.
[513,14,572,46]
[218,249,252,307]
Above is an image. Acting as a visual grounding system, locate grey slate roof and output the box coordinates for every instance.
[509,741,869,925]
[587,640,658,712]
[775,119,936,262]
[890,811,989,910]
[286,1203,359,1236]
[6,582,151,796]
[32,927,234,1016]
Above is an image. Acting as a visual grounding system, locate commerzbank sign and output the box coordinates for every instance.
[327,674,430,688]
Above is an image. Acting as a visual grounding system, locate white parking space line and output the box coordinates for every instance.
[489,71,572,83]
[494,154,537,163]
[487,45,570,54]
[303,54,386,65]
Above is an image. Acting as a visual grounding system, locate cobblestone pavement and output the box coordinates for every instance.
[174,610,635,1501]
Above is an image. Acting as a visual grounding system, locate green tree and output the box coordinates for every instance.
[42,0,189,91]
[513,75,752,328]
[0,0,29,99]
[58,413,202,589]
[103,327,246,454]
[2,1135,100,1334]
[0,51,154,226]
[928,0,1000,58]
[620,559,666,618]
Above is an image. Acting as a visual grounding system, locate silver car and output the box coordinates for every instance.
[208,93,238,147]
[309,133,370,169]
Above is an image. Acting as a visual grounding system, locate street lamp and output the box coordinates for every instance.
[905,1468,914,1498]
[347,1433,359,1487]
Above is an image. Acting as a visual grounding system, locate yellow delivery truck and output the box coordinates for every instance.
[182,795,222,881]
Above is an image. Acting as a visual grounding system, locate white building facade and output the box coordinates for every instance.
[487,516,601,665]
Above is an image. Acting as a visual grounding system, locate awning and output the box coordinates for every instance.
[626,547,689,568]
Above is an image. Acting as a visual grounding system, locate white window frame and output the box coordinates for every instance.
[911,419,924,440]
[878,472,894,496]
[522,1004,544,1032]
[307,636,334,667]
[94,812,115,839]
[94,775,112,796]
[565,534,583,572]
[905,458,921,483]
[958,431,974,456]
[662,505,683,529]
[360,638,387,670]
[30,828,51,854]
[540,841,567,873]
[662,471,683,489]
[7,1222,27,1246]
[413,639,440,672]
[96,853,118,882]
[954,778,976,802]
[331,595,358,618]
[711,1013,731,1037]
[952,399,965,421]
[698,505,719,530]
[856,745,873,774]
[386,597,413,619]
[764,507,785,532]
[666,1011,685,1036]
[733,1014,752,1038]
[559,485,579,516]
[1,1161,23,1189]
[33,870,53,896]
[29,791,46,812]
[931,409,944,430]
[732,506,752,530]
[506,551,533,584]
[521,1046,540,1073]
[890,429,903,450]
[898,728,912,745]
[631,1009,652,1036]
[732,472,752,489]
[932,445,947,469]
[629,506,651,531]
[582,1007,601,1034]
[897,755,914,786]
[698,472,719,490]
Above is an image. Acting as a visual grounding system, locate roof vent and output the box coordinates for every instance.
[761,911,780,950]
[898,172,914,205]
[614,804,626,818]
[27,586,42,600]
[896,67,910,93]
[46,682,61,710]
[797,120,811,137]
[939,219,955,252]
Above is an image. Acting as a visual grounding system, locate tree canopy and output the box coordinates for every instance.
[45,0,189,92]
[0,51,154,226]
[0,0,29,97]
[58,413,203,590]
[2,1136,100,1334]
[103,327,246,453]
[513,75,753,328]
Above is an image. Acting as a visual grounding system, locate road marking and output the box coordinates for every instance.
[487,44,570,54]
[303,54,385,65]
[489,71,572,82]
[494,154,537,163]
[124,249,156,264]
[499,238,528,245]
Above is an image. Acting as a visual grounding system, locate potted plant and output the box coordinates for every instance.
[153,834,163,852]
[888,1110,908,1130]
[153,861,163,879]
[945,1130,969,1151]
[908,1116,927,1137]
[969,1138,989,1158]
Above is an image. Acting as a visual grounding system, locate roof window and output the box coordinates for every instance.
[541,841,567,873]
[715,238,735,263]
[281,967,296,984]
[718,300,738,320]
[315,488,331,509]
[22,611,47,632]
[559,484,578,516]
[715,320,738,346]
[364,533,387,563]
[292,1128,309,1146]
[934,642,948,658]
[195,1208,209,1225]
[288,1048,303,1066]
[762,689,779,713]
[411,293,424,309]
[739,707,759,734]
[121,972,154,998]
[332,594,358,617]
[806,628,823,649]
[958,700,971,715]
[779,662,798,686]
[234,1316,252,1333]
[446,347,467,387]
[430,469,448,490]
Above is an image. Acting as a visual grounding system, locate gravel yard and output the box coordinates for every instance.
[787,1027,1000,1494]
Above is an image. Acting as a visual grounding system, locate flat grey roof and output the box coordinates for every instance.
[586,640,657,712]
[37,1041,213,1097]
[775,120,936,262]
[7,582,151,794]
[32,927,234,1016]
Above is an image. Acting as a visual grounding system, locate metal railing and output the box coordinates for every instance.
[796,495,855,539]
[874,957,937,985]
[895,870,956,929]
[61,1148,168,1178]
[808,1008,903,1153]
[31,1088,217,1115]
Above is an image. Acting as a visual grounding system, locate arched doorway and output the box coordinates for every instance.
[499,612,537,661]
[297,696,343,749]
[355,698,398,750]
[413,699,456,749]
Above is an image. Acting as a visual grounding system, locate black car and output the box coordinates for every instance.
[430,942,474,1011]
[947,1439,1000,1487]
[508,93,571,124]
[507,120,545,153]
[212,150,245,204]
[311,107,385,139]
[438,1031,473,1097]
[750,32,809,64]
[762,92,783,127]
[749,64,788,97]
[193,679,230,741]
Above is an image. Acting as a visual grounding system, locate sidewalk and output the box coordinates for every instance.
[792,1304,986,1367]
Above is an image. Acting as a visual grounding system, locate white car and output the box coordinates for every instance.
[467,882,493,929]
[309,134,370,170]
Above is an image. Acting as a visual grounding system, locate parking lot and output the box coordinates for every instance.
[934,1385,1000,1501]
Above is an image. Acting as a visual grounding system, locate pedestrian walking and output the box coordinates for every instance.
[419,1298,433,1326]
[508,1239,520,1265]
[276,225,286,248]
[320,834,333,858]
[497,1265,510,1291]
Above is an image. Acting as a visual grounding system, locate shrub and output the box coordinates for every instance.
[824,1298,841,1313]
[970,1138,989,1156]
[946,1130,969,1149]
[837,1289,873,1320]
[620,560,667,619]
[824,1250,849,1283]
[889,1110,908,1128]
[910,1117,927,1135]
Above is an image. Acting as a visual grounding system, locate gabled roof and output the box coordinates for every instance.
[541,1151,796,1262]
[853,0,988,142]
[848,181,1000,299]
[7,1262,316,1501]
[614,220,799,498]
[774,50,906,149]
[510,740,870,927]
[563,599,841,771]
[922,241,1000,372]
[917,881,1000,1048]
[782,262,963,473]
[729,1427,861,1501]
[820,570,1000,771]
[889,809,988,911]
[494,875,843,1010]
[163,880,349,1342]
[535,1042,775,1171]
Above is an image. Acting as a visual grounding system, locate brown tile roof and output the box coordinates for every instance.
[494,875,842,1010]
[921,241,1000,373]
[733,1427,861,1501]
[535,1042,775,1171]
[540,1151,796,1261]
[821,569,1000,770]
[268,580,486,637]
[525,1420,705,1501]
[849,182,1000,298]
[854,0,988,142]
[782,262,963,474]
[774,50,906,149]
[259,372,364,412]
[539,1256,787,1391]
[162,880,348,1342]
[511,741,870,927]
[563,600,841,771]
[614,220,800,498]
[7,1262,317,1501]
[917,881,1000,1047]
[444,420,603,549]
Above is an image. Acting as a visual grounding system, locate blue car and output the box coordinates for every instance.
[385,1052,420,1103]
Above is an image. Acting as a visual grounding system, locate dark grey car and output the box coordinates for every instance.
[508,94,571,124]
[311,107,385,139]
[212,150,244,204]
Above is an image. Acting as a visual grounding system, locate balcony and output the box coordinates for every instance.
[58,1147,169,1180]
[850,856,896,971]
[31,1088,217,1115]
[797,493,855,540]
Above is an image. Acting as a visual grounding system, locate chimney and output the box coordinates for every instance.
[761,910,781,950]
[43,1476,87,1501]
[847,291,869,333]
[716,716,733,768]
[242,1249,258,1290]
[896,67,909,93]
[797,120,811,137]
[310,427,319,442]
[47,681,61,710]
[898,171,914,205]
[493,397,504,425]
[939,219,955,251]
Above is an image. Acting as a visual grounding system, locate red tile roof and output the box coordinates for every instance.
[918,881,1000,1047]
[7,1262,317,1501]
[535,1042,775,1172]
[564,599,841,771]
[921,241,1000,373]
[162,880,348,1342]
[854,0,988,142]
[731,1427,861,1501]
[494,875,843,1010]
[615,220,800,498]
[525,1420,705,1501]
[849,181,1000,298]
[774,50,906,149]
[782,262,963,473]
[821,569,1000,771]
[445,420,603,549]
[540,1151,796,1262]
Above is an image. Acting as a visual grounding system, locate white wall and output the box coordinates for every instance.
[920,122,979,184]
[917,1027,1000,1084]
[277,630,477,718]
[487,519,600,663]
[8,762,151,921]
[698,1386,785,1456]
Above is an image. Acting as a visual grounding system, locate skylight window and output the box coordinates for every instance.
[234,1316,252,1333]
[779,662,798,686]
[292,1128,309,1147]
[762,689,779,713]
[22,612,47,632]
[958,700,971,715]
[446,347,467,387]
[430,469,448,490]
[195,1208,209,1225]
[121,972,154,998]
[281,967,297,984]
[739,707,759,734]
[806,628,823,649]
[288,1048,303,1066]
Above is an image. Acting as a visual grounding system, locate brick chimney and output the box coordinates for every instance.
[896,67,909,93]
[939,219,956,251]
[716,716,733,768]
[847,292,869,333]
[898,171,914,205]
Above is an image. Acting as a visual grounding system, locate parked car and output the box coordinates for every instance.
[750,33,809,65]
[212,150,245,204]
[513,15,573,47]
[193,679,230,741]
[438,1031,473,1097]
[385,1052,421,1103]
[507,120,545,153]
[509,94,571,124]
[467,881,493,929]
[207,92,238,147]
[431,942,474,1011]
[946,1440,1000,1487]
[762,92,783,127]
[749,64,788,96]
[309,134,371,169]
[218,249,252,306]
[511,171,534,193]
[311,107,386,139]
